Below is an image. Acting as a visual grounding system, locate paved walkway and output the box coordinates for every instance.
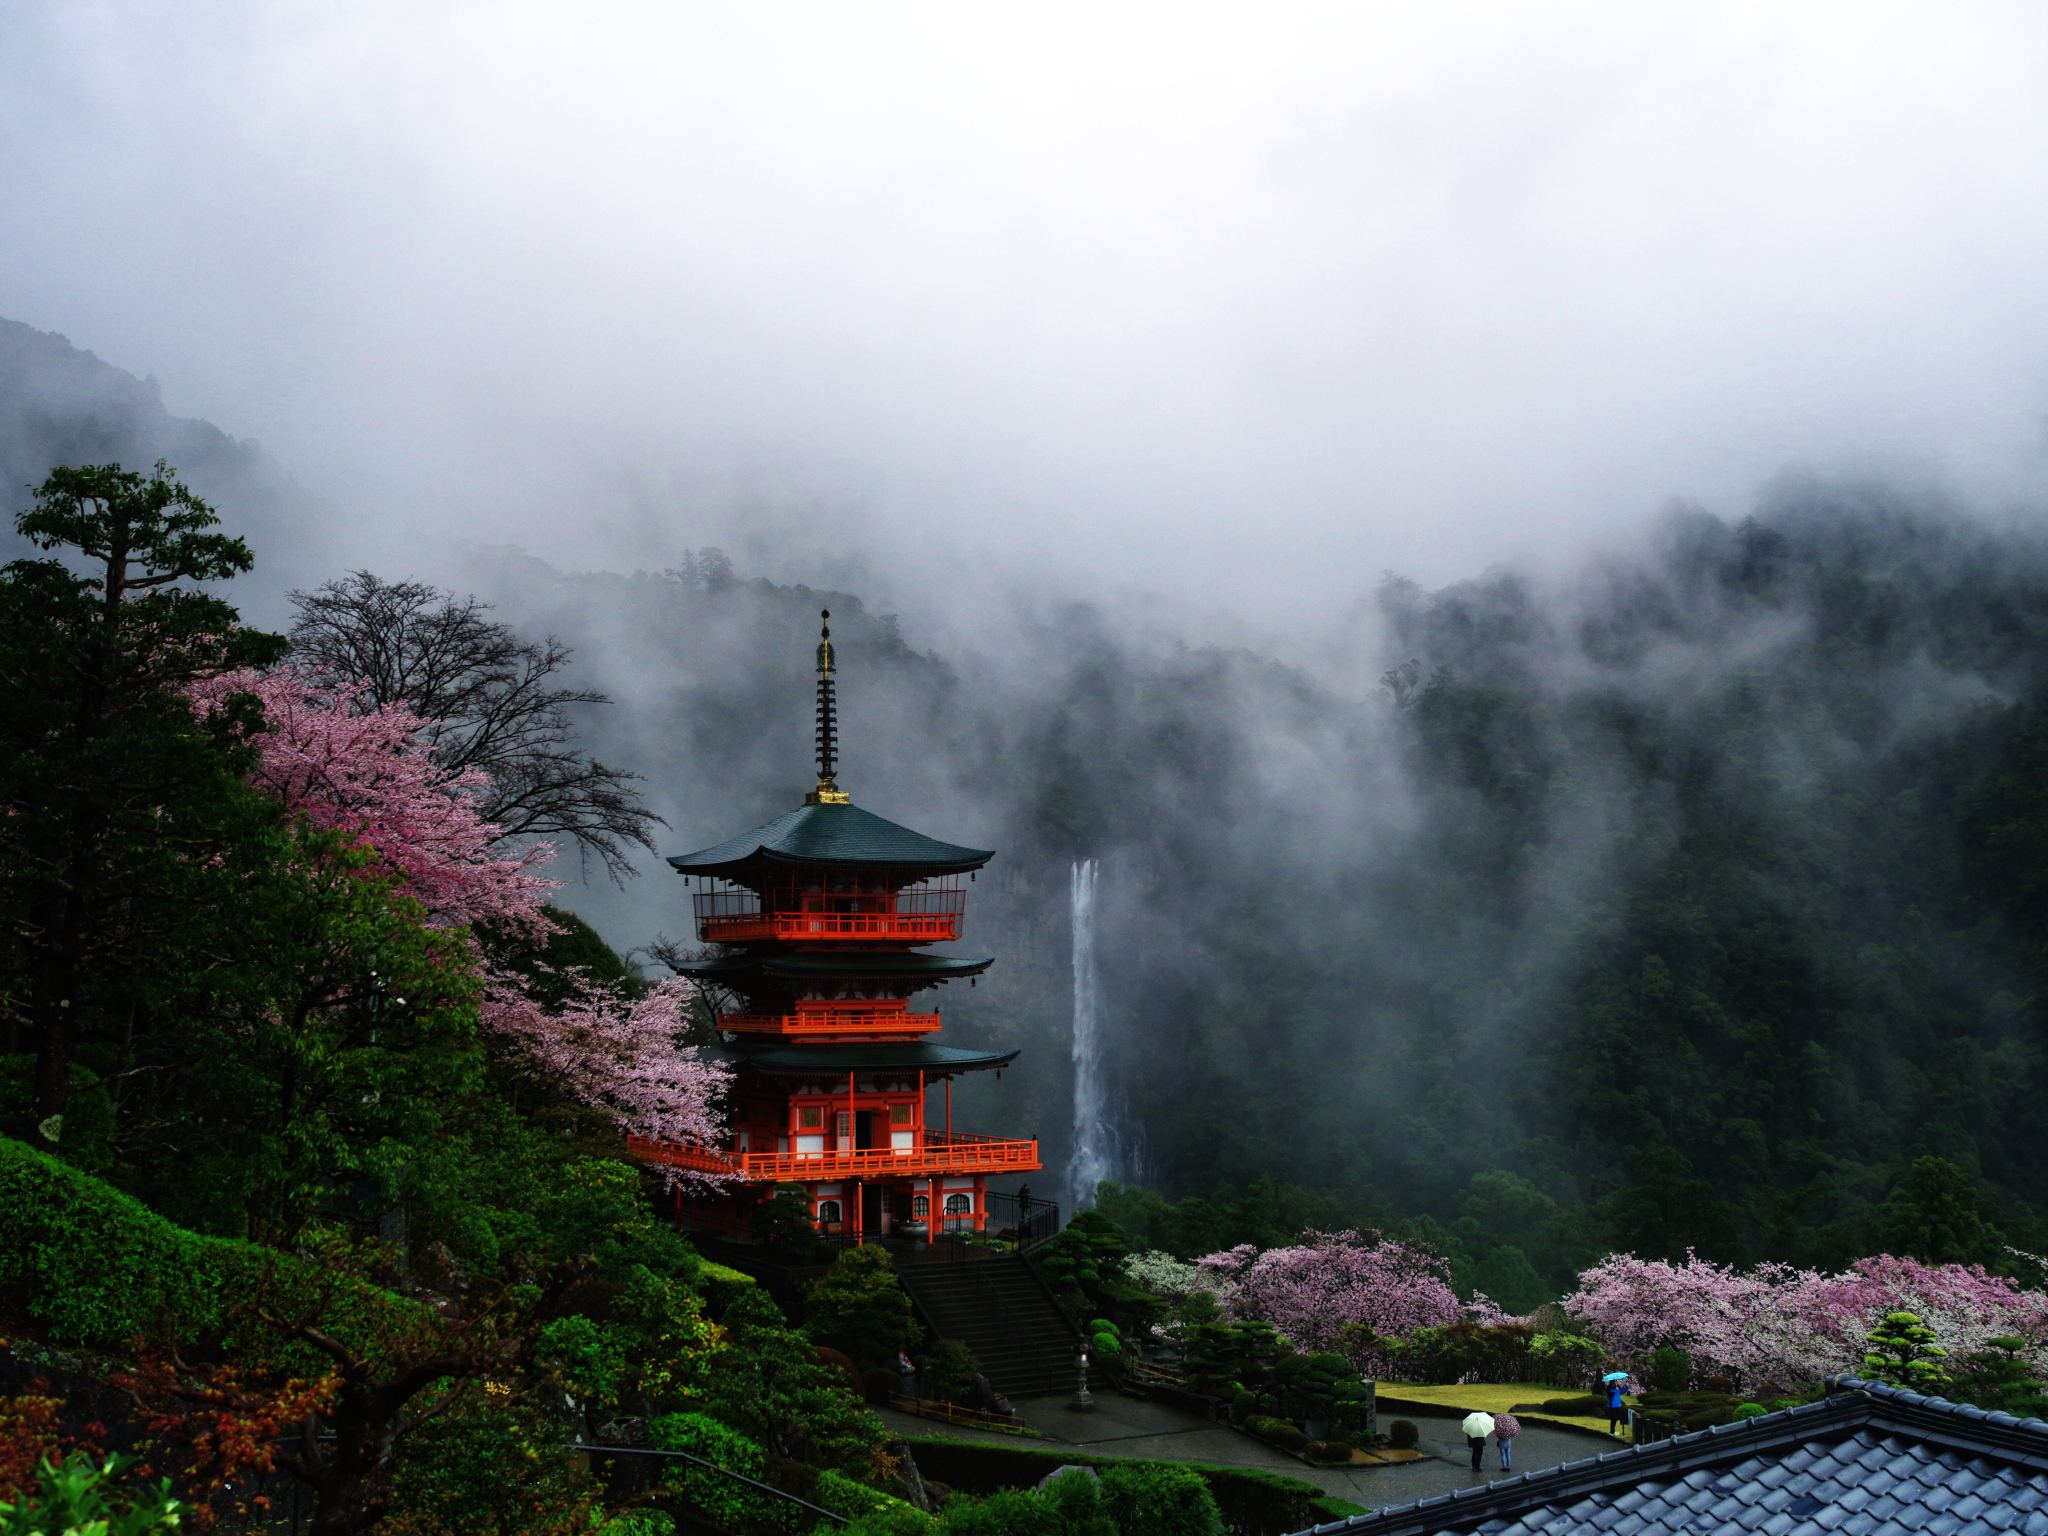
[877,1394,1626,1514]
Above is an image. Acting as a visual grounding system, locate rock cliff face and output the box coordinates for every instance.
[0,317,331,612]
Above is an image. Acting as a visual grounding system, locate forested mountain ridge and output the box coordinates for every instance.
[0,319,333,600]
[9,314,2048,1305]
[456,489,2048,1296]
[1367,489,2048,1278]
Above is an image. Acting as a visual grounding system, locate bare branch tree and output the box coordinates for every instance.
[287,571,663,878]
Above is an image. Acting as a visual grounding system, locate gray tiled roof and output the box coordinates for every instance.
[1294,1379,2048,1536]
[668,801,993,877]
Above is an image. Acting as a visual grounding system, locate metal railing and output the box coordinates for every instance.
[982,1189,1060,1243]
[884,1394,1036,1435]
[572,1444,847,1525]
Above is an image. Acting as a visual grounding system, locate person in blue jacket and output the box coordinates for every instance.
[1605,1378,1627,1437]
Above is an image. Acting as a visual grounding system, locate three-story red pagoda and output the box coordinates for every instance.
[634,612,1038,1242]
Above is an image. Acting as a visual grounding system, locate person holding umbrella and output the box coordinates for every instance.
[1492,1411,1521,1470]
[1461,1409,1494,1471]
[1602,1372,1630,1437]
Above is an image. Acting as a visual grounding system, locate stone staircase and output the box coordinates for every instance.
[896,1255,1082,1400]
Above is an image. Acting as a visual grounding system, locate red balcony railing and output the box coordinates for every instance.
[692,885,966,945]
[627,1129,1040,1183]
[720,1006,942,1036]
[699,911,959,943]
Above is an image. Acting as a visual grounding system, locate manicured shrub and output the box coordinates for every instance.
[904,1436,1362,1536]
[1649,1346,1693,1393]
[1387,1419,1420,1450]
[0,1134,245,1345]
[1541,1396,1607,1416]
[921,1339,981,1400]
[1258,1421,1308,1452]
[805,1246,920,1368]
[841,1507,941,1536]
[648,1412,783,1533]
[1035,1466,1115,1536]
[942,1487,1065,1536]
[1308,1441,1353,1463]
[1099,1462,1225,1536]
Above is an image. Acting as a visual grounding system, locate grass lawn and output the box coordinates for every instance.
[1375,1382,1633,1438]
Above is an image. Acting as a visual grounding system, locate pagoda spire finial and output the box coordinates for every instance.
[807,608,851,805]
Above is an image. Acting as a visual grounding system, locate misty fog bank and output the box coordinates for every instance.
[11,3,2048,624]
[14,312,2048,1279]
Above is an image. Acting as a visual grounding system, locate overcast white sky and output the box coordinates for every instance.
[6,1,2048,636]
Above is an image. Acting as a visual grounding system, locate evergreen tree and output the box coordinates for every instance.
[1872,1158,2008,1269]
[0,460,285,1134]
[1860,1310,1951,1394]
[802,1245,920,1368]
[1947,1337,2048,1419]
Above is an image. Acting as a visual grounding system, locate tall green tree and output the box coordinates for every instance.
[1873,1158,2008,1270]
[0,460,285,1133]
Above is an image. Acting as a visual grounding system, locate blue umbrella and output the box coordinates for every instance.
[1602,1372,1629,1382]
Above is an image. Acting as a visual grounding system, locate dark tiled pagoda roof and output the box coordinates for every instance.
[671,952,993,984]
[712,1039,1018,1076]
[1292,1377,2048,1536]
[667,801,993,879]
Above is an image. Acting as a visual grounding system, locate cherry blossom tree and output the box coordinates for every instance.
[1562,1253,1842,1385]
[187,666,731,1181]
[482,969,730,1161]
[1196,1229,1463,1354]
[1564,1250,2048,1387]
[186,667,554,932]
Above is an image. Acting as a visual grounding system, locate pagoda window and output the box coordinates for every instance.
[912,1195,929,1218]
[835,1111,850,1141]
[817,1200,841,1228]
[798,1107,823,1129]
[944,1193,972,1216]
[889,1103,912,1125]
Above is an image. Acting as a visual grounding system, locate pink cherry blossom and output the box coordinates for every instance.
[482,968,733,1184]
[1563,1250,2048,1386]
[187,666,555,932]
[1197,1230,1464,1353]
[188,665,732,1185]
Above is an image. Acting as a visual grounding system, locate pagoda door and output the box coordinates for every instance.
[861,1184,884,1234]
[854,1110,876,1150]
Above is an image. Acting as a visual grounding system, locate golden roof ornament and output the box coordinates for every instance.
[806,608,851,805]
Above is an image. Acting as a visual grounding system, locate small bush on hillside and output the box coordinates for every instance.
[1098,1463,1224,1536]
[1387,1419,1419,1450]
[1649,1346,1693,1393]
[805,1247,920,1369]
[921,1340,981,1401]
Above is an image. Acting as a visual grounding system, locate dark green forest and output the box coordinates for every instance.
[458,487,2048,1309]
[9,319,2048,1314]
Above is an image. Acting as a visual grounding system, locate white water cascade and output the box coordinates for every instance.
[1067,858,1117,1211]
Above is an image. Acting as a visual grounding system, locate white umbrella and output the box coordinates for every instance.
[1462,1410,1495,1439]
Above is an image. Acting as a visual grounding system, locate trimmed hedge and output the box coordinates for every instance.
[905,1436,1365,1536]
[0,1134,257,1345]
[651,1411,923,1531]
[0,1135,420,1365]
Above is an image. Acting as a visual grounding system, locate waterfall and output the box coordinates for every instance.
[1068,857,1115,1211]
